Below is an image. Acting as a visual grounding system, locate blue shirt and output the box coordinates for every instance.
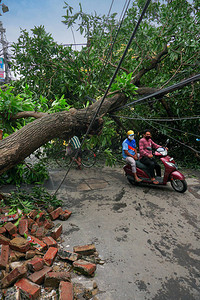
[122,138,136,159]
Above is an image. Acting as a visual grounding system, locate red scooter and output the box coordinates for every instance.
[123,145,187,193]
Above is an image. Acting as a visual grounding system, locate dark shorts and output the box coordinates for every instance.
[72,149,82,158]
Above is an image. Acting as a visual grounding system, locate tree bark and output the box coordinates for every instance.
[0,93,126,175]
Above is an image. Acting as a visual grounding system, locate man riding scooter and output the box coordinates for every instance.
[139,129,167,184]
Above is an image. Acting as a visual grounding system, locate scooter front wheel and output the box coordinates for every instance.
[171,179,187,193]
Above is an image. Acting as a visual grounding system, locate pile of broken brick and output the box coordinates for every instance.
[0,205,102,299]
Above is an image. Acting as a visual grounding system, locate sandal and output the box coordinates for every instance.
[152,180,159,185]
[135,178,142,182]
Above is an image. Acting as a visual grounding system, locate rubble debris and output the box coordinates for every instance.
[58,249,80,262]
[59,281,73,300]
[50,223,62,240]
[43,247,58,266]
[1,265,27,288]
[73,260,96,277]
[9,237,30,253]
[0,244,9,269]
[73,244,96,256]
[28,266,52,285]
[0,204,102,299]
[43,236,57,248]
[44,271,71,288]
[27,257,44,272]
[59,209,72,221]
[15,278,41,300]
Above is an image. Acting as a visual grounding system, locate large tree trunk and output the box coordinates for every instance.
[0,93,126,175]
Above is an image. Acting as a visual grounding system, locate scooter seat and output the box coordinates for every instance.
[136,160,151,177]
[136,160,149,171]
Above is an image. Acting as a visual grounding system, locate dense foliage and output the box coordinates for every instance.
[0,0,199,183]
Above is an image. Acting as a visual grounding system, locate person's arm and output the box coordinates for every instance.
[124,150,138,160]
[139,139,149,157]
[151,139,161,149]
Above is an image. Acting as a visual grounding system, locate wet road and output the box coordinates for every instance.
[44,166,200,300]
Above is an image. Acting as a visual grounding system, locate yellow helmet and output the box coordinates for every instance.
[127,130,134,136]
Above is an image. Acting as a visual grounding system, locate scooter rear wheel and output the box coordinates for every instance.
[171,179,187,193]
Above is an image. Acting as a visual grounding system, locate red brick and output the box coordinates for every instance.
[31,223,39,235]
[44,271,71,288]
[73,260,96,276]
[43,219,54,229]
[0,227,6,234]
[12,250,26,260]
[35,212,46,226]
[15,278,41,300]
[0,215,8,223]
[34,226,45,239]
[42,236,57,248]
[28,210,38,219]
[59,209,72,221]
[28,266,52,285]
[28,218,35,230]
[73,244,96,256]
[4,222,17,235]
[25,250,36,260]
[27,257,44,272]
[50,223,62,240]
[49,207,62,220]
[43,247,58,266]
[47,206,54,213]
[0,234,10,245]
[59,281,73,300]
[9,249,17,262]
[18,219,28,236]
[9,237,30,253]
[58,249,80,262]
[0,244,9,269]
[1,265,27,288]
[27,235,47,252]
[10,261,25,270]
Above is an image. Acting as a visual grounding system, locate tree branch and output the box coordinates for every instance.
[11,111,48,120]
[131,45,168,85]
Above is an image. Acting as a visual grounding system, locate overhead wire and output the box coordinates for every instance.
[53,0,152,196]
[114,74,200,111]
[98,0,131,80]
[97,0,116,48]
[148,120,200,139]
[111,114,200,121]
[127,83,200,108]
[111,113,200,137]
[115,112,200,154]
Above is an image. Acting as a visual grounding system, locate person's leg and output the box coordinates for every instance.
[140,157,158,184]
[77,156,82,169]
[72,150,82,168]
[153,158,161,177]
[126,157,142,182]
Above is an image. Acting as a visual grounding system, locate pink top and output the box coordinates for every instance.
[139,137,161,159]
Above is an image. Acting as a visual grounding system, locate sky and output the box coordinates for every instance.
[2,0,128,48]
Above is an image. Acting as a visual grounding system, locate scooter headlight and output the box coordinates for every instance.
[166,161,177,169]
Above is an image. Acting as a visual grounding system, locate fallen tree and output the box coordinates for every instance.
[0,93,127,175]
